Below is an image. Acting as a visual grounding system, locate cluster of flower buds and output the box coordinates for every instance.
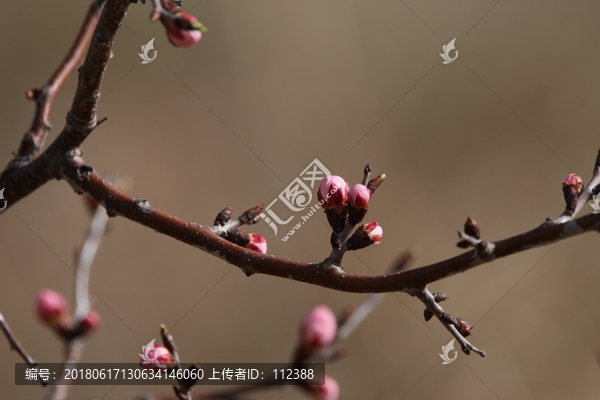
[35,289,100,339]
[214,205,268,254]
[159,1,206,48]
[318,166,385,250]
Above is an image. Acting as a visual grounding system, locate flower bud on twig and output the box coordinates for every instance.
[562,173,583,215]
[311,375,340,400]
[347,184,371,225]
[214,207,232,227]
[238,204,265,225]
[161,13,203,48]
[562,173,583,193]
[299,305,337,353]
[140,345,173,370]
[35,289,70,331]
[318,176,349,211]
[225,229,267,254]
[346,222,383,251]
[424,309,433,322]
[247,233,267,254]
[366,174,385,194]
[77,310,101,336]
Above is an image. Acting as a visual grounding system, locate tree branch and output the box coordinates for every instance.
[0,0,129,206]
[60,156,600,295]
[4,0,106,171]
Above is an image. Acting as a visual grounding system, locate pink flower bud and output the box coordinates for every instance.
[299,305,337,352]
[346,222,383,251]
[140,345,173,370]
[363,222,383,244]
[35,289,70,329]
[79,310,101,335]
[162,13,202,48]
[562,173,583,193]
[247,233,267,254]
[348,184,371,209]
[312,375,340,400]
[318,176,349,211]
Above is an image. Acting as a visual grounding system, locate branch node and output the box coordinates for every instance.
[76,165,94,180]
[135,199,152,214]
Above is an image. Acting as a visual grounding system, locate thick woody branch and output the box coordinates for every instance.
[61,157,600,295]
[0,0,129,207]
[58,0,130,149]
[5,0,106,171]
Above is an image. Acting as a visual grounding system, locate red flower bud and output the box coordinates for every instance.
[140,343,173,370]
[79,310,101,336]
[162,13,202,48]
[562,173,583,193]
[348,184,371,209]
[318,176,349,211]
[35,289,70,329]
[299,305,337,352]
[247,233,267,254]
[312,375,340,400]
[363,222,383,243]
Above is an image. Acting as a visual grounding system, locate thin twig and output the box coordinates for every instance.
[45,339,84,400]
[46,178,110,400]
[0,313,47,386]
[417,288,485,357]
[74,189,111,321]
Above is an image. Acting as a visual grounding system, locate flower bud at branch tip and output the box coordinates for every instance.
[562,174,582,215]
[562,173,583,193]
[161,13,202,48]
[366,174,385,194]
[348,184,371,209]
[299,305,337,352]
[36,289,70,330]
[348,184,371,225]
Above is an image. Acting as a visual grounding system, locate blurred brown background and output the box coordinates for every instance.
[1,0,600,399]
